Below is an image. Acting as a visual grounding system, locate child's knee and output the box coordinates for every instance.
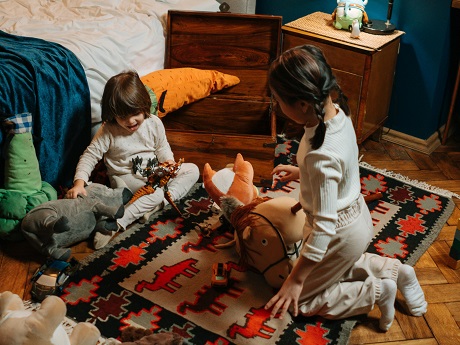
[182,163,200,182]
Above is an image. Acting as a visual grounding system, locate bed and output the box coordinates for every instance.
[0,0,222,188]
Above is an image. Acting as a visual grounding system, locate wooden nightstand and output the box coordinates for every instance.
[282,12,404,144]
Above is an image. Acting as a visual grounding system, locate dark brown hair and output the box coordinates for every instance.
[101,70,152,123]
[269,45,350,150]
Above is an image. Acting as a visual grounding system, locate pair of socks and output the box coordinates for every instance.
[377,264,427,332]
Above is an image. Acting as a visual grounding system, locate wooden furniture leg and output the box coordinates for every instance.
[442,61,460,145]
[447,218,460,269]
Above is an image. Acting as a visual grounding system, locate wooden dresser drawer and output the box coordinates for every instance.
[281,12,403,144]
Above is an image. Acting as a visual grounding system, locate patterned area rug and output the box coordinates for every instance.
[62,136,455,345]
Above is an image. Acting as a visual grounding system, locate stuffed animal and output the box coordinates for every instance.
[202,153,258,208]
[332,0,369,31]
[220,195,304,289]
[203,153,304,288]
[0,291,100,345]
[104,326,183,345]
[0,113,57,241]
[21,183,133,261]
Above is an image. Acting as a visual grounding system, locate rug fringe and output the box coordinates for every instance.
[359,161,460,200]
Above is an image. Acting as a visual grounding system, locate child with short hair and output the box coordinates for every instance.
[67,71,199,248]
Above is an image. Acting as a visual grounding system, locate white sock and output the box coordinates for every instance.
[93,231,115,250]
[376,279,397,331]
[397,264,428,316]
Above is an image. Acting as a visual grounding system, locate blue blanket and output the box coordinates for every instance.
[0,30,91,188]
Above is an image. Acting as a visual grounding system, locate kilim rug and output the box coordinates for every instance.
[62,135,456,345]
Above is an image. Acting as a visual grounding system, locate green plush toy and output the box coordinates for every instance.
[0,113,57,241]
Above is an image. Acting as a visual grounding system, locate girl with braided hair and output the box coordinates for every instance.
[265,45,427,331]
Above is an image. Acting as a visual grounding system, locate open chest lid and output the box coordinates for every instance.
[165,10,282,103]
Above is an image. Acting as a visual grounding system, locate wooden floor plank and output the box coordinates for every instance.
[416,267,448,285]
[446,301,460,323]
[437,225,457,242]
[406,150,440,170]
[394,298,433,339]
[360,151,394,162]
[383,141,413,160]
[363,340,439,345]
[427,241,460,284]
[423,283,460,303]
[431,152,460,180]
[424,303,460,345]
[359,160,421,171]
[415,251,438,269]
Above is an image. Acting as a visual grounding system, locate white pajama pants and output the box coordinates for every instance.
[109,162,199,229]
[296,195,401,319]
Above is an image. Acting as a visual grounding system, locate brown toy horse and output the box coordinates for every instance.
[203,153,304,289]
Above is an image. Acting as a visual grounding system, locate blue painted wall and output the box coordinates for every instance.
[256,0,454,140]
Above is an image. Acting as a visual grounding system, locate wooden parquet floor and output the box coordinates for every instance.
[1,131,460,344]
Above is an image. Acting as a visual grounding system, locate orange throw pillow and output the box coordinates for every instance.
[141,68,240,117]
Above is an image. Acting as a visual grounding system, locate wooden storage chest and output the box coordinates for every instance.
[163,11,282,187]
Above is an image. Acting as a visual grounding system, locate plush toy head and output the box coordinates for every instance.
[21,183,132,260]
[203,153,258,208]
[0,291,100,345]
[332,0,369,30]
[221,195,304,288]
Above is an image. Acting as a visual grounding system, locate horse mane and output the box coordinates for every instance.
[230,196,272,267]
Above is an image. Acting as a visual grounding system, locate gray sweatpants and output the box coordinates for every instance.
[297,195,401,319]
[110,162,199,229]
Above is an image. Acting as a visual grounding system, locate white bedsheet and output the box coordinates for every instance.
[0,0,220,125]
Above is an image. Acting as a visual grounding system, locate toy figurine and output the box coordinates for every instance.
[350,19,361,38]
[332,0,369,31]
[131,156,184,215]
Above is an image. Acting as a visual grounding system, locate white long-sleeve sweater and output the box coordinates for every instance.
[297,107,361,262]
[74,116,174,183]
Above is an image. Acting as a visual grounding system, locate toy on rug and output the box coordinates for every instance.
[131,156,184,215]
[201,153,259,235]
[103,326,183,345]
[332,0,369,31]
[220,195,304,289]
[202,153,258,208]
[0,113,57,241]
[0,291,100,345]
[202,153,304,288]
[21,183,132,261]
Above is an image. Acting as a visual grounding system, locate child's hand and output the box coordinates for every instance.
[66,180,87,199]
[272,164,300,182]
[264,276,303,319]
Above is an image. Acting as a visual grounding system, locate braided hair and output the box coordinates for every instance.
[269,45,350,150]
